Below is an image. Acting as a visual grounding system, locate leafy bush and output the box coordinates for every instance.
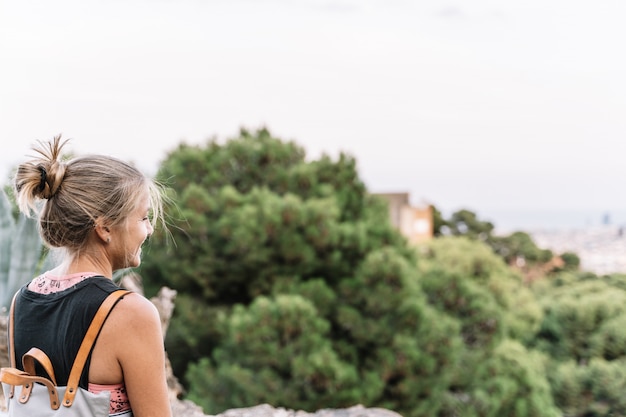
[140,129,563,417]
[534,280,626,362]
[550,358,626,416]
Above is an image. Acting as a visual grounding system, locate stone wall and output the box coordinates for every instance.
[203,404,402,417]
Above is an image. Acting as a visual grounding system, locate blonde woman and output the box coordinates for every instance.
[10,136,172,417]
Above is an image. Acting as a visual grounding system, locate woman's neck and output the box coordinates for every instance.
[54,255,113,279]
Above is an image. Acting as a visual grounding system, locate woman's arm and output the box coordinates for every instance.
[98,293,173,417]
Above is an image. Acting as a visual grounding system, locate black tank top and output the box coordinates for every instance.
[12,277,124,388]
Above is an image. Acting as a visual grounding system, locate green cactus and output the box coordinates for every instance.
[0,188,49,309]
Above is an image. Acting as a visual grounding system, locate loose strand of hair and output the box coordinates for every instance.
[32,134,69,163]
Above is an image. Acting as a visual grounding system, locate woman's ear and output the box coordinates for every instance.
[94,221,112,244]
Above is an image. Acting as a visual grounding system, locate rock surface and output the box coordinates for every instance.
[207,404,403,417]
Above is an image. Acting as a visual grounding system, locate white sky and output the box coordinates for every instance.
[2,0,626,229]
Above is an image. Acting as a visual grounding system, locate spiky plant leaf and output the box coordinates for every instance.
[0,189,16,306]
[0,187,45,308]
[6,215,43,303]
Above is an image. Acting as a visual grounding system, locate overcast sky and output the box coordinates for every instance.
[2,0,626,230]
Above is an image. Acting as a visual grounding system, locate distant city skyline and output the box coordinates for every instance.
[2,0,626,230]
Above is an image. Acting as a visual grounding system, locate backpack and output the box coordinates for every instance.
[1,289,130,416]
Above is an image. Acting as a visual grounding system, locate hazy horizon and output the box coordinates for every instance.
[2,0,626,228]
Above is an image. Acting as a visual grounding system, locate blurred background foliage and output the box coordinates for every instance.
[138,128,626,417]
[2,128,624,417]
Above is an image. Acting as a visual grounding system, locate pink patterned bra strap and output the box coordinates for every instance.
[88,382,131,414]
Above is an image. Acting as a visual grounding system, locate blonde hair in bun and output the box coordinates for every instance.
[13,135,165,251]
[14,135,68,214]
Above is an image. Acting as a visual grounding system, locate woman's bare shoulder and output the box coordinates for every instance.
[108,292,161,331]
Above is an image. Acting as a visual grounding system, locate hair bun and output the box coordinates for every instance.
[38,160,66,199]
[14,135,69,215]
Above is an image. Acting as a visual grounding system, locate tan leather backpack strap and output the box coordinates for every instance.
[0,367,61,410]
[62,289,130,408]
[7,291,18,398]
[8,292,18,368]
[22,347,58,386]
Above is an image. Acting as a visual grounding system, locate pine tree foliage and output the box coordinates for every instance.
[418,237,544,343]
[534,279,626,362]
[549,358,626,416]
[416,237,558,416]
[141,128,562,417]
[531,272,626,416]
[186,294,361,411]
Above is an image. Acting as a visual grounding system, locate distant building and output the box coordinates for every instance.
[373,192,434,244]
